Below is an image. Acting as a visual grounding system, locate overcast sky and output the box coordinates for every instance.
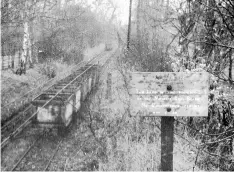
[62,0,183,25]
[115,0,130,25]
[110,0,182,25]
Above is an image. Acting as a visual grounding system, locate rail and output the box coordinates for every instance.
[1,49,115,148]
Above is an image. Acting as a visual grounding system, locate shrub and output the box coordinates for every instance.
[124,35,172,72]
[38,62,56,79]
[62,50,84,65]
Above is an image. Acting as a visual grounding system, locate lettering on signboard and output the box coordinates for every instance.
[129,72,209,117]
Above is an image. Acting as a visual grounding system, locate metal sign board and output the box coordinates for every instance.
[129,72,209,116]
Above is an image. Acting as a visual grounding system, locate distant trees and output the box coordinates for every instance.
[127,0,132,50]
[1,0,59,68]
[1,0,59,71]
[38,5,104,63]
[1,0,114,72]
[124,0,173,72]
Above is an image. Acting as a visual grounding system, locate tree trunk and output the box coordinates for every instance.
[28,17,33,67]
[206,0,215,62]
[229,49,233,84]
[127,0,133,50]
[164,0,169,19]
[137,0,142,56]
[28,30,33,67]
[22,21,29,64]
[20,20,29,74]
[109,8,116,24]
[21,0,32,73]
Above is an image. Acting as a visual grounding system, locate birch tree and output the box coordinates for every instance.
[21,0,30,67]
[2,0,59,71]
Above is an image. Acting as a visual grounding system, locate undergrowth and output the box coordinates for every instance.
[119,34,234,170]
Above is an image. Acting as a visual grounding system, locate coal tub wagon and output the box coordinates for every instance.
[31,64,100,133]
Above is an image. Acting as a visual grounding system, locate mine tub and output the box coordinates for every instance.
[31,93,76,127]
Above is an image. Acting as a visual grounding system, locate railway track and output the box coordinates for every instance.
[2,61,87,110]
[8,119,92,171]
[1,48,115,149]
[47,49,120,171]
[1,105,36,144]
[2,46,120,171]
[45,127,93,171]
[10,132,63,171]
[1,62,86,146]
[1,60,87,129]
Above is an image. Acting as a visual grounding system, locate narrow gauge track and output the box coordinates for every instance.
[47,47,121,171]
[1,66,81,130]
[48,134,92,171]
[1,60,87,140]
[1,50,108,149]
[2,60,87,110]
[10,132,63,171]
[1,105,34,142]
[9,122,91,171]
[4,47,120,171]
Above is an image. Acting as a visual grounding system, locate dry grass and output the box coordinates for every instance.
[94,48,204,171]
[1,68,48,105]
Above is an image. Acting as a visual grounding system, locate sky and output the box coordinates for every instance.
[87,0,130,25]
[115,0,130,25]
[62,0,182,25]
[104,0,182,25]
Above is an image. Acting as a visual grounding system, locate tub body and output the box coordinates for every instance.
[31,64,101,131]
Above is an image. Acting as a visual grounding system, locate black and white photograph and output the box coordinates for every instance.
[1,0,234,171]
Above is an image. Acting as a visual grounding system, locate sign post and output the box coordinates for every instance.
[161,116,174,171]
[129,72,209,171]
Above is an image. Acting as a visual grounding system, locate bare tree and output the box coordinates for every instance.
[127,0,133,50]
[1,0,59,72]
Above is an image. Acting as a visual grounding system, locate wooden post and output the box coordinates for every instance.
[161,116,174,171]
[129,72,209,171]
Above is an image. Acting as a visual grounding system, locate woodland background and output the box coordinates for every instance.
[1,0,234,171]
